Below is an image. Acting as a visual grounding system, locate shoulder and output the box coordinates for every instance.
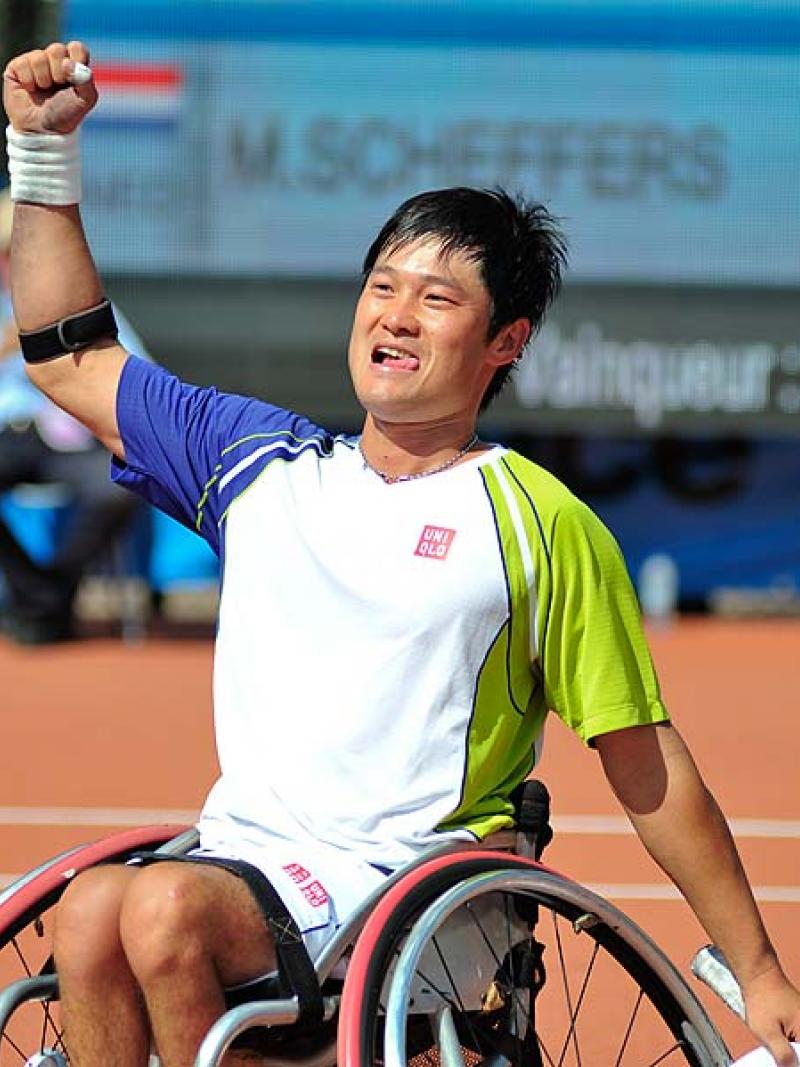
[494,449,580,512]
[488,448,613,551]
[119,356,332,453]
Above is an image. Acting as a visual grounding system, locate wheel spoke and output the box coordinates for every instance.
[614,987,644,1066]
[483,902,544,1067]
[430,934,469,1016]
[551,910,581,1067]
[556,926,600,1067]
[40,998,66,1059]
[1,918,65,1065]
[11,939,33,979]
[649,1041,686,1066]
[1,1027,29,1061]
[335,861,731,1067]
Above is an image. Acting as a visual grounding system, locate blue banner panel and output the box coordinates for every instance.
[66,1,800,284]
[575,436,800,606]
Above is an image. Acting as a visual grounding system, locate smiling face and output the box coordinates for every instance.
[348,239,527,430]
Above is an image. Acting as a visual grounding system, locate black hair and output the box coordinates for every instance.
[361,187,568,409]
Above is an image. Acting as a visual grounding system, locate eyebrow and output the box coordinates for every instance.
[371,264,468,294]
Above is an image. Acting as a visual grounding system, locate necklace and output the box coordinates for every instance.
[359,434,479,484]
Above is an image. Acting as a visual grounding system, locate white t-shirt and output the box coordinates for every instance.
[114,357,667,871]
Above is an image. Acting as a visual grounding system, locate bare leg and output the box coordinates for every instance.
[119,863,277,1067]
[54,865,150,1067]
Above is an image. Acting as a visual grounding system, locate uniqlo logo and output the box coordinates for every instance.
[415,525,456,560]
[301,880,329,907]
[282,862,311,884]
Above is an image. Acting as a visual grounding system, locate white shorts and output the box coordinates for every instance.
[188,835,390,961]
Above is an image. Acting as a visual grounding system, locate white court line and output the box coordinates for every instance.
[0,806,198,826]
[553,815,800,839]
[1,871,798,901]
[0,810,797,900]
[0,809,797,900]
[1,808,798,838]
[588,884,800,904]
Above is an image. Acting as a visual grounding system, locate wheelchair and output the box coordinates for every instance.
[0,783,734,1067]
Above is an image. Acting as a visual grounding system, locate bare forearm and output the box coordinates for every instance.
[4,45,127,453]
[626,747,777,987]
[615,734,800,1061]
[597,725,778,989]
[10,202,103,331]
[9,200,126,450]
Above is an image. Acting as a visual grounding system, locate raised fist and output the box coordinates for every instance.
[3,41,98,135]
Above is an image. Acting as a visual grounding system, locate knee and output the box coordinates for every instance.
[119,864,209,983]
[54,866,132,983]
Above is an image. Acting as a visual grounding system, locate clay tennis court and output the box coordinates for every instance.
[1,616,797,1060]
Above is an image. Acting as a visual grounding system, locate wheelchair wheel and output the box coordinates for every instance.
[0,825,193,1065]
[338,852,730,1067]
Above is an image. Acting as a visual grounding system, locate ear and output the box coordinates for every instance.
[487,318,531,367]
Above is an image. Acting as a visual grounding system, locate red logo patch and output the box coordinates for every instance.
[282,862,311,885]
[415,525,456,560]
[301,880,329,907]
[282,863,328,907]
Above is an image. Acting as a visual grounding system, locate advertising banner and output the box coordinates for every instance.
[67,0,800,285]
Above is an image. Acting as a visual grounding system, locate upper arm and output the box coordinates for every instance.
[25,339,129,458]
[595,723,672,814]
[595,722,703,818]
[112,357,331,553]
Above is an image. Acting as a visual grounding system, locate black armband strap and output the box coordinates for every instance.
[18,299,119,364]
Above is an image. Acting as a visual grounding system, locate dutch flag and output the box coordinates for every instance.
[88,62,184,131]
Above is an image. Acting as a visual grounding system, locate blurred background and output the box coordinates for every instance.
[1,0,799,625]
[0,7,798,1057]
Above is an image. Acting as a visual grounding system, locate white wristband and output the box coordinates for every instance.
[6,124,82,206]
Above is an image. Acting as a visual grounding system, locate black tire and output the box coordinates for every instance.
[339,857,731,1067]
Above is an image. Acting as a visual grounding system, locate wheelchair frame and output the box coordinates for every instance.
[0,818,733,1067]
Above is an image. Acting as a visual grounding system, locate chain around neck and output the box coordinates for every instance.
[359,434,479,484]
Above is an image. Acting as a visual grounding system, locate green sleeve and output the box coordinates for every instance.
[543,499,670,744]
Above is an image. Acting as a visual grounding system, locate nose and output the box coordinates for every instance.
[380,293,420,337]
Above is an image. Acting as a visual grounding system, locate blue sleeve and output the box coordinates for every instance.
[112,356,330,554]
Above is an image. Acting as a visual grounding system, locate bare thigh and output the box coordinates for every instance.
[56,860,278,990]
[118,860,278,988]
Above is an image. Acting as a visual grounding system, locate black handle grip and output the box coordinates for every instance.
[511,779,553,860]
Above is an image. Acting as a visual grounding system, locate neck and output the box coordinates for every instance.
[358,418,482,483]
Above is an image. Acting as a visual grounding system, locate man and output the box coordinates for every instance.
[4,40,799,1067]
[0,189,146,643]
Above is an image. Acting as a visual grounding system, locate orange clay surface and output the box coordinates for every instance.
[0,617,798,1060]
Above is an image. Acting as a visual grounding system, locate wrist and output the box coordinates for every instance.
[5,125,82,206]
[736,949,785,993]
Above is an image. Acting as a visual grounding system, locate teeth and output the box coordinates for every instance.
[377,347,413,360]
[372,345,420,370]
